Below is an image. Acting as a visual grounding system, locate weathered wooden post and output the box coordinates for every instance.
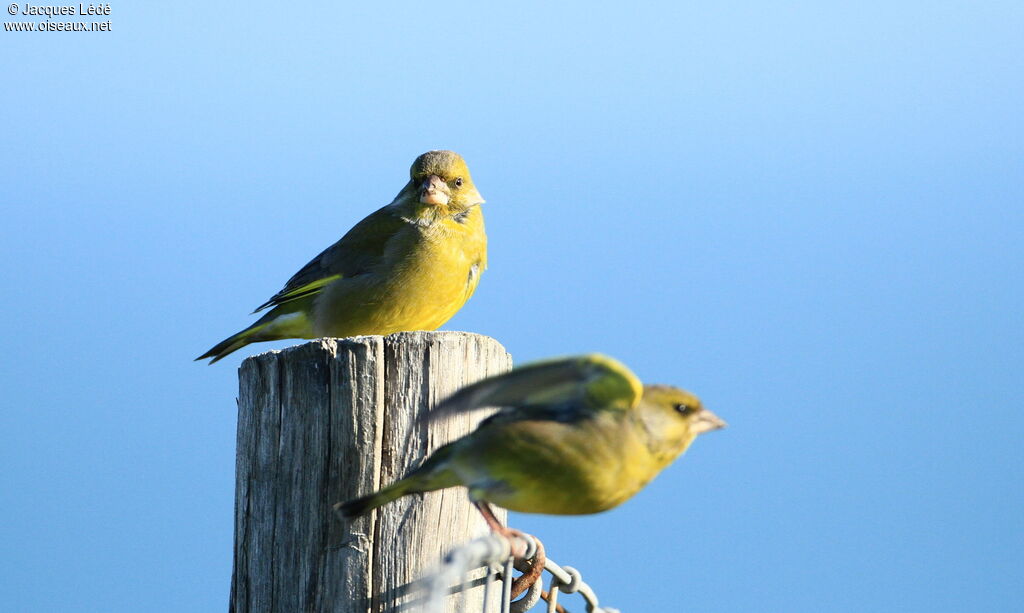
[230,331,513,613]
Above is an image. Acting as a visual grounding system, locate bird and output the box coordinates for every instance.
[334,354,726,531]
[197,150,488,363]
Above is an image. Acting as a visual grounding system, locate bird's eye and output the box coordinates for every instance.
[674,403,694,416]
[454,177,463,187]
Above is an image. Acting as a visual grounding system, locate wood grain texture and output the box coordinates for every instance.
[230,332,512,613]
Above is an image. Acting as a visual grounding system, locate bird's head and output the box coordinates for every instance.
[405,150,484,214]
[637,385,726,463]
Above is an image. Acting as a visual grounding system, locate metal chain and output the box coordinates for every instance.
[423,533,619,613]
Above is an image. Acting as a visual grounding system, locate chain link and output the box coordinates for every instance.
[423,533,618,613]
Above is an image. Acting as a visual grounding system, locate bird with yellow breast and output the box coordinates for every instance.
[198,150,487,363]
[335,354,726,530]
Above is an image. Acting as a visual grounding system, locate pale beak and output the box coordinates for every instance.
[693,408,727,434]
[419,175,450,206]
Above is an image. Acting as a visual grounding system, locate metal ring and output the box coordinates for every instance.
[557,565,583,594]
[517,533,538,560]
[509,574,543,613]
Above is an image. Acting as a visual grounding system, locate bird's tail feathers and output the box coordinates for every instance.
[196,308,311,364]
[195,322,271,364]
[334,479,417,520]
[334,443,461,519]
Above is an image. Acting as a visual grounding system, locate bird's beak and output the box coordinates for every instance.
[692,408,727,434]
[419,175,451,206]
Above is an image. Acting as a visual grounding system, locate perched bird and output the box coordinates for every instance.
[198,150,488,363]
[335,354,726,527]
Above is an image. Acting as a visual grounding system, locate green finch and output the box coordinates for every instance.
[198,150,487,363]
[335,354,726,524]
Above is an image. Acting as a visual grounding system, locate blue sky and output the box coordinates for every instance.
[2,2,1021,611]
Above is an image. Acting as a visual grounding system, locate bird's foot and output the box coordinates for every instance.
[472,500,546,597]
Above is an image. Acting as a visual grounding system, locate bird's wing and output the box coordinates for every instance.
[430,354,643,421]
[253,205,407,312]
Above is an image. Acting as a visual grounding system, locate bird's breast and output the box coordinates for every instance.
[453,417,661,515]
[312,210,486,337]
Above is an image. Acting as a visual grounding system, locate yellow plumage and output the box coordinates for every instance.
[198,150,487,363]
[312,208,486,337]
[335,355,726,519]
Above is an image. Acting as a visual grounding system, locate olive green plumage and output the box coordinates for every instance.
[336,354,726,518]
[198,150,487,363]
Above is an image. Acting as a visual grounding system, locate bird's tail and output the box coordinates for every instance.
[334,443,461,519]
[196,324,268,364]
[334,480,416,519]
[196,307,311,364]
